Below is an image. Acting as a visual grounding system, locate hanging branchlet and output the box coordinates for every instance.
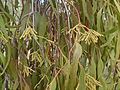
[85,74,102,90]
[20,26,38,40]
[68,23,103,44]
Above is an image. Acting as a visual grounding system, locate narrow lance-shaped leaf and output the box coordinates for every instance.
[66,42,82,90]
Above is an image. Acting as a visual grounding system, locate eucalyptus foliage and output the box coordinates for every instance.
[0,0,120,90]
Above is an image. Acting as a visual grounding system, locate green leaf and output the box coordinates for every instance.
[32,73,38,88]
[64,62,70,89]
[72,42,82,61]
[0,77,3,89]
[98,59,103,78]
[116,31,120,60]
[97,8,103,32]
[19,1,30,32]
[101,31,118,47]
[103,27,117,35]
[66,42,82,90]
[13,78,19,90]
[67,61,78,90]
[0,5,15,21]
[116,80,120,90]
[49,78,56,90]
[0,43,11,76]
[99,77,107,90]
[78,67,86,90]
[89,58,96,78]
[0,52,6,66]
[8,59,18,80]
[35,13,48,43]
[93,0,97,14]
[81,0,90,21]
[0,15,5,28]
[114,0,120,13]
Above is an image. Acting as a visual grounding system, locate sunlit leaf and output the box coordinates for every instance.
[72,42,82,60]
[114,0,120,13]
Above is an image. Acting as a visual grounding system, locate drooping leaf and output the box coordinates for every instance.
[0,52,6,66]
[81,0,90,22]
[78,66,86,90]
[72,42,82,61]
[97,8,103,32]
[0,15,5,28]
[89,58,96,78]
[66,42,82,90]
[101,30,118,47]
[13,78,19,90]
[115,31,120,60]
[49,78,56,90]
[0,43,11,76]
[98,59,103,78]
[116,80,120,90]
[35,13,48,43]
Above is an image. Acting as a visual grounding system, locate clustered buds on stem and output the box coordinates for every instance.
[68,23,103,45]
[20,26,37,40]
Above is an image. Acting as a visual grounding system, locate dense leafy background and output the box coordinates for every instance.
[0,0,120,90]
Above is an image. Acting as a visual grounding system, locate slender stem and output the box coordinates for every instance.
[32,0,35,29]
[62,0,72,62]
[67,1,81,24]
[62,0,70,30]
